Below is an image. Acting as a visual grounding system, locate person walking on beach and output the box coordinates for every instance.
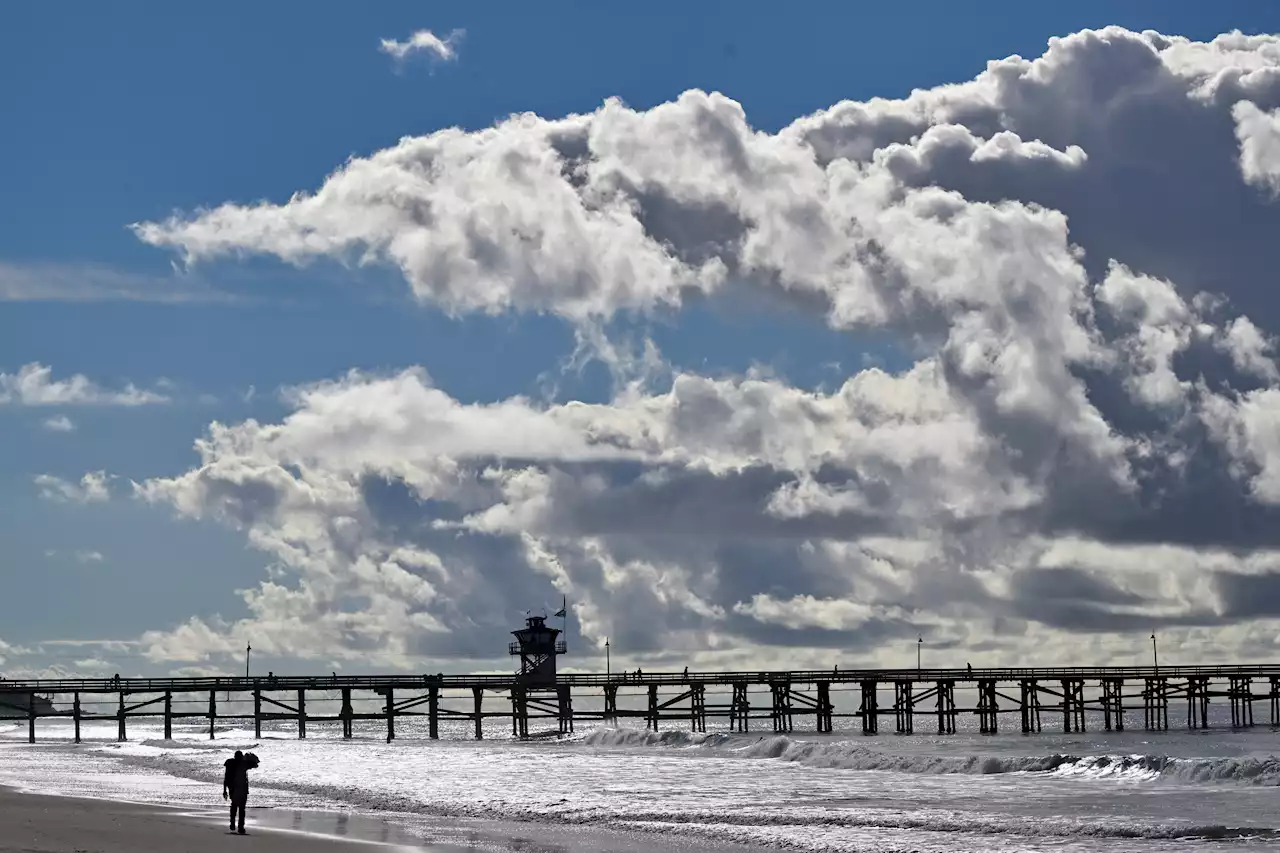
[222,750,256,834]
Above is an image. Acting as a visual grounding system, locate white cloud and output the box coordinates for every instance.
[1,363,168,406]
[120,27,1280,668]
[41,414,75,432]
[75,550,105,564]
[379,28,463,63]
[35,471,112,504]
[1234,100,1280,194]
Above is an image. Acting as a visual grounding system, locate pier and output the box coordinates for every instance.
[5,665,1280,743]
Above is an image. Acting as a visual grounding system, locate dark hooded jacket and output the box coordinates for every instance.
[223,755,250,801]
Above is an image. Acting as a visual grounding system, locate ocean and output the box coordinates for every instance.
[2,698,1279,852]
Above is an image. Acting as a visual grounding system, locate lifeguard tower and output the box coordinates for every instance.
[509,613,566,687]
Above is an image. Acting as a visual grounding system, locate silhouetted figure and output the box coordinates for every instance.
[222,749,258,834]
[683,666,688,681]
[966,662,972,677]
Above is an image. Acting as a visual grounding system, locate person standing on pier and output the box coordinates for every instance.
[222,750,257,834]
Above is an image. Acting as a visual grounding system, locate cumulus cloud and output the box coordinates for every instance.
[379,28,463,63]
[35,471,112,504]
[122,27,1280,669]
[1,363,168,406]
[41,414,75,432]
[1234,100,1280,194]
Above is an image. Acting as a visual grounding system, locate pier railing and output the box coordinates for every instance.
[5,664,1280,693]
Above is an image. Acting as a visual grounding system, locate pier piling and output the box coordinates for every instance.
[976,679,998,734]
[860,680,878,734]
[894,681,914,734]
[816,681,833,733]
[731,682,750,732]
[691,683,707,732]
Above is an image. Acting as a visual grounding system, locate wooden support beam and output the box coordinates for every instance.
[603,684,618,725]
[690,683,706,733]
[73,692,81,744]
[28,694,36,744]
[1186,677,1209,730]
[1144,676,1168,731]
[164,691,172,740]
[208,691,216,740]
[816,681,832,733]
[731,682,750,732]
[473,687,483,740]
[386,687,395,743]
[557,685,573,735]
[117,692,126,742]
[429,687,439,740]
[977,679,998,733]
[936,679,956,734]
[1060,679,1084,733]
[254,689,262,739]
[894,681,913,734]
[860,680,878,734]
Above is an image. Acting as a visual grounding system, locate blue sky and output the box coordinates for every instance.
[5,1,1280,677]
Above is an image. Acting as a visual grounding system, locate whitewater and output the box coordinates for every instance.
[4,706,1280,852]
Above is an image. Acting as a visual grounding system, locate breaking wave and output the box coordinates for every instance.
[579,727,1280,785]
[100,745,1277,844]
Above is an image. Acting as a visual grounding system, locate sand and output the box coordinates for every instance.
[0,786,417,852]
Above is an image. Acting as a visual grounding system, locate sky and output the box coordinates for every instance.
[6,1,1280,679]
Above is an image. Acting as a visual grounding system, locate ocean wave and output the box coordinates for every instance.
[93,747,1280,844]
[580,728,1280,785]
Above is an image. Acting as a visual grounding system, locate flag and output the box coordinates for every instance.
[554,596,567,618]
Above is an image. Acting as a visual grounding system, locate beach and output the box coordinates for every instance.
[0,786,411,853]
[6,710,1280,852]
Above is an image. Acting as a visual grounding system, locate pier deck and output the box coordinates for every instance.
[3,665,1279,743]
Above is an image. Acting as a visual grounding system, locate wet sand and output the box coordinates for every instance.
[0,786,424,852]
[0,784,768,853]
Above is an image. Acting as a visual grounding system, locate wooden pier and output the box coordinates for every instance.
[5,665,1280,743]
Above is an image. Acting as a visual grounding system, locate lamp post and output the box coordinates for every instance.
[245,642,252,679]
[605,638,611,679]
[1151,633,1158,674]
[917,636,922,676]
